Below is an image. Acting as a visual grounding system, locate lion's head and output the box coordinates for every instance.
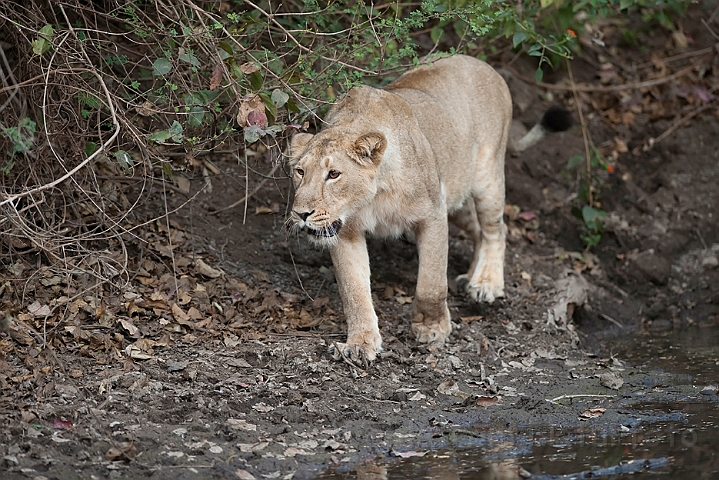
[288,129,387,245]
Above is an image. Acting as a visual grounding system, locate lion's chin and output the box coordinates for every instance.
[307,219,343,238]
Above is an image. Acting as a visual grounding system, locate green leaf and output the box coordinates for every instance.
[512,31,527,48]
[271,89,289,109]
[168,120,183,142]
[259,93,276,124]
[581,205,605,231]
[230,62,244,80]
[114,150,134,171]
[430,25,444,44]
[148,129,172,143]
[84,142,97,157]
[249,70,263,91]
[178,51,201,67]
[218,41,234,56]
[162,161,173,181]
[264,125,283,137]
[581,233,602,248]
[620,0,633,10]
[286,97,300,114]
[581,205,599,224]
[535,68,544,83]
[244,125,263,143]
[187,107,205,127]
[32,24,54,56]
[567,155,584,170]
[152,58,172,76]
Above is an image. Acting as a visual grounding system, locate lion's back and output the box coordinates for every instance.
[383,55,512,209]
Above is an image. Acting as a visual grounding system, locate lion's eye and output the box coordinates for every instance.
[296,168,304,177]
[327,170,340,180]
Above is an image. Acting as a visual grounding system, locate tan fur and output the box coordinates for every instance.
[288,55,530,365]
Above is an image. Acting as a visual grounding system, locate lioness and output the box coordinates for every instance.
[289,55,570,366]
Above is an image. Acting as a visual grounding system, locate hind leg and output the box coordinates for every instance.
[411,209,452,344]
[464,157,506,304]
[449,200,482,288]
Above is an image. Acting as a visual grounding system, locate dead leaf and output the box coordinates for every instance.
[136,101,156,117]
[238,441,269,453]
[40,275,62,286]
[255,206,274,215]
[518,211,537,221]
[284,447,314,457]
[579,408,606,419]
[225,357,252,368]
[171,303,194,328]
[235,469,256,480]
[118,318,139,336]
[195,259,223,278]
[175,175,191,195]
[504,204,520,221]
[460,315,483,323]
[20,411,36,423]
[125,346,153,360]
[672,30,688,48]
[297,309,319,329]
[614,137,628,153]
[53,418,73,429]
[240,62,260,74]
[226,418,257,431]
[475,395,500,407]
[105,441,137,461]
[599,371,624,390]
[408,391,426,401]
[166,360,187,372]
[178,291,192,306]
[323,439,345,451]
[547,271,589,330]
[251,269,270,283]
[437,379,460,396]
[392,449,428,458]
[210,63,223,90]
[27,301,51,317]
[395,295,413,305]
[237,94,266,129]
[252,402,275,413]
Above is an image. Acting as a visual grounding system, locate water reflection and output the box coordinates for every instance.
[318,327,719,479]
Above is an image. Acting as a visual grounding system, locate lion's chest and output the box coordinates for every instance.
[352,188,433,239]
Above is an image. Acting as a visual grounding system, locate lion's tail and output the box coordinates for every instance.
[509,106,572,153]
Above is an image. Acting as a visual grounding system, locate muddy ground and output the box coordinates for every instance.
[2,4,719,479]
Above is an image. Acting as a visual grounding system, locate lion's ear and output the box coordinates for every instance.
[350,132,386,166]
[289,133,314,162]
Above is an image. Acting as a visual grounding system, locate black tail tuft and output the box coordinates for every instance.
[541,106,573,133]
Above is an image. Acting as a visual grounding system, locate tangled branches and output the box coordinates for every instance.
[0,0,436,301]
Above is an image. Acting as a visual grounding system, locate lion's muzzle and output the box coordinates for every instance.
[308,219,343,238]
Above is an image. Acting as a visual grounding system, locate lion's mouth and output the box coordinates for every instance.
[307,220,343,238]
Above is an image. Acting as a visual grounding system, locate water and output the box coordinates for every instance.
[318,327,719,479]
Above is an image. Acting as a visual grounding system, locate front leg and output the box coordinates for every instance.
[329,231,382,366]
[411,212,452,344]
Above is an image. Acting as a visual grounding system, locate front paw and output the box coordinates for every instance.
[412,322,451,344]
[329,333,382,369]
[466,281,504,303]
[411,305,452,344]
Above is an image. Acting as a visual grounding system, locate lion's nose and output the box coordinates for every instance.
[296,210,314,221]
